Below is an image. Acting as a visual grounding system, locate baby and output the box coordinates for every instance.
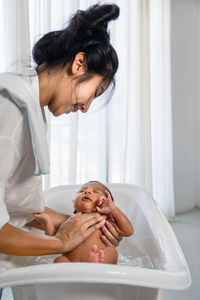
[34,181,134,264]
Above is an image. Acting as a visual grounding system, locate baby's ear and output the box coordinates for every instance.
[73,209,78,214]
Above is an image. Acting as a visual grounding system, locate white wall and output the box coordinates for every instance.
[171,0,200,213]
[197,1,200,208]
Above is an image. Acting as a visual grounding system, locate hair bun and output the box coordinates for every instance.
[87,4,120,29]
[69,4,120,33]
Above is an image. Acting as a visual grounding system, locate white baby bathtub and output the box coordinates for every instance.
[0,184,191,300]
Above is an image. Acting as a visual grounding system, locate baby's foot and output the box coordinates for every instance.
[86,245,104,263]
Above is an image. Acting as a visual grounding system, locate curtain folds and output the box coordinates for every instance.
[149,0,175,218]
[0,0,30,72]
[0,0,175,218]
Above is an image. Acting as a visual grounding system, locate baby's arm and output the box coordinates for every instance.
[97,191,134,237]
[33,213,56,236]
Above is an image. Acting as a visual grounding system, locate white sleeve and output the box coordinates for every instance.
[0,138,19,229]
[0,137,19,187]
[0,187,9,229]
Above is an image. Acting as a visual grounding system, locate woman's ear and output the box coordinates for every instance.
[73,209,78,214]
[71,52,86,75]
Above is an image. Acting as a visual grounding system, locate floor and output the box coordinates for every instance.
[2,208,200,300]
[162,207,200,300]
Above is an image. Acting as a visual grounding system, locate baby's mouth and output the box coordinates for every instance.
[82,196,92,202]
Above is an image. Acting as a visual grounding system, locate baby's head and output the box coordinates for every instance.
[73,181,114,214]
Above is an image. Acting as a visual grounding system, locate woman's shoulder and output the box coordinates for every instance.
[0,70,37,138]
[0,95,31,161]
[0,69,37,95]
[0,85,26,121]
[0,89,29,141]
[0,69,36,81]
[0,72,25,87]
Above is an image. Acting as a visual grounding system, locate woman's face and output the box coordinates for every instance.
[39,53,107,116]
[47,73,104,117]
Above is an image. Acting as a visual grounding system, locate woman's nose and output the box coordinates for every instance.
[80,103,89,113]
[79,97,93,113]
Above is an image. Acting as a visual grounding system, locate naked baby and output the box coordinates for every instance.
[33,181,134,264]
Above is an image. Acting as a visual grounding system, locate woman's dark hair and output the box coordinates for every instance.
[32,4,119,90]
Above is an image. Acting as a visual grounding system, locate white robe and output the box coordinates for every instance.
[0,69,50,270]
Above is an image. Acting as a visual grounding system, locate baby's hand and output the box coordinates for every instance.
[96,190,115,216]
[33,213,50,225]
[33,213,55,236]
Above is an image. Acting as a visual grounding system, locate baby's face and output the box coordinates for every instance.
[74,182,107,213]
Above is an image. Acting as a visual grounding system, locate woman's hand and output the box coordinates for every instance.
[101,221,122,247]
[97,191,122,247]
[55,212,106,252]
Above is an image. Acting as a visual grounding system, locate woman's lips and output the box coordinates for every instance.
[71,104,78,112]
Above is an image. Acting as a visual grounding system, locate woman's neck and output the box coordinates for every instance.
[37,68,54,107]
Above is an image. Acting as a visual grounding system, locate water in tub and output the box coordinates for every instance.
[2,235,163,271]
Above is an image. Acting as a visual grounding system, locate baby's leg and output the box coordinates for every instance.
[103,246,118,264]
[54,255,70,263]
[86,245,118,264]
[53,246,118,264]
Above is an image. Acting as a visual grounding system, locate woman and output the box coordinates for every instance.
[0,3,121,272]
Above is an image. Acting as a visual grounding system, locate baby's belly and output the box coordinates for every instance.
[66,229,106,262]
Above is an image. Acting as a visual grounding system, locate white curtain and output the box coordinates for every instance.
[0,0,30,72]
[149,0,175,218]
[0,0,175,218]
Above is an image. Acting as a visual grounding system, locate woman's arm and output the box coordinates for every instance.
[0,223,62,256]
[0,213,106,256]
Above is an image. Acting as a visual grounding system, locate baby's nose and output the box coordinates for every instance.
[85,189,92,194]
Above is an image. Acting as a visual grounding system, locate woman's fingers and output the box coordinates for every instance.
[56,213,106,252]
[101,221,122,247]
[82,218,105,239]
[101,232,122,247]
[103,221,119,239]
[81,214,106,231]
[72,212,106,229]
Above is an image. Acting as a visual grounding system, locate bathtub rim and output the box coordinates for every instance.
[0,260,191,290]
